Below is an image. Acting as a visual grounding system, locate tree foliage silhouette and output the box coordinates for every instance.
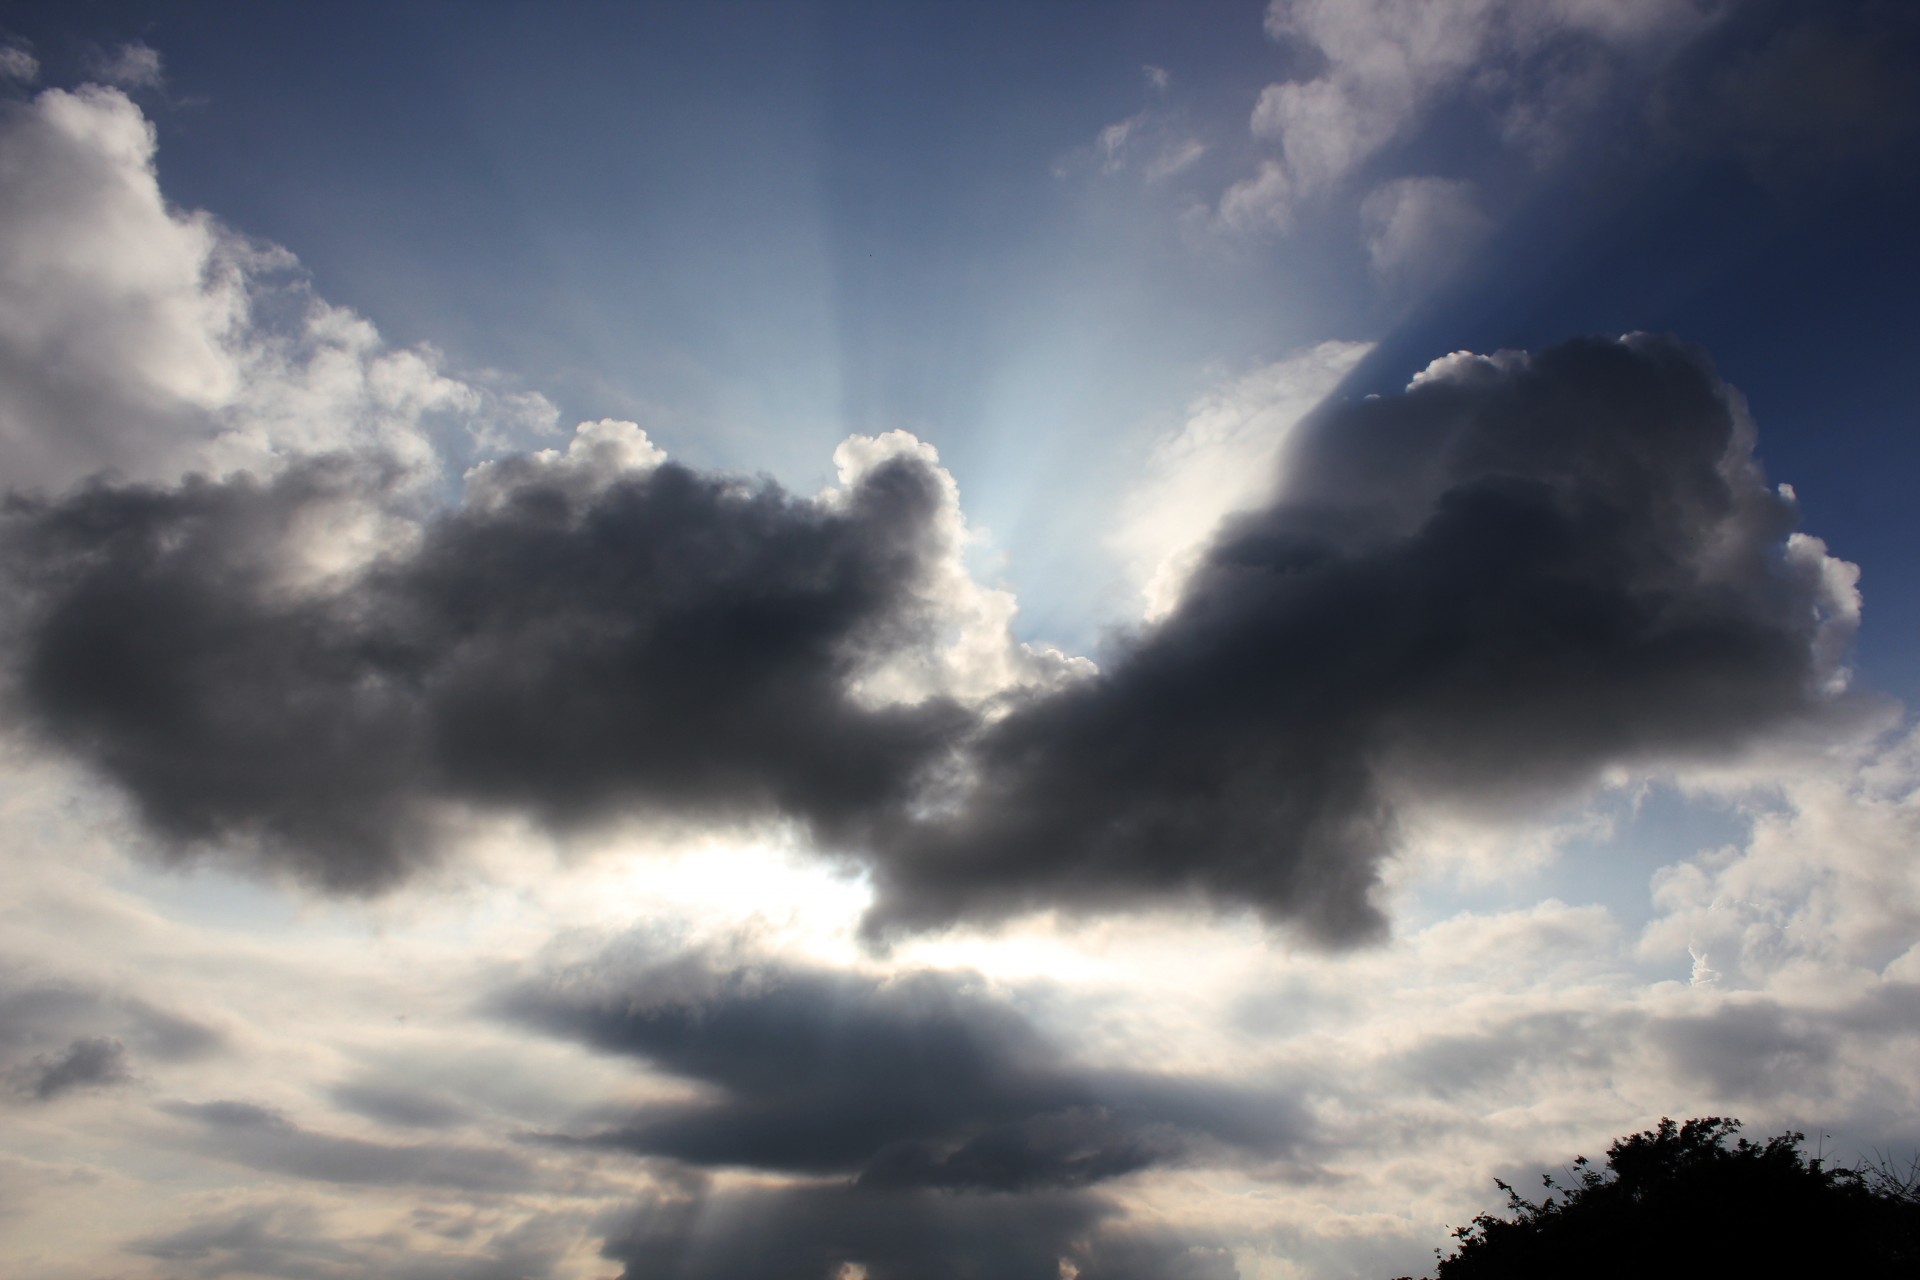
[1398,1117,1920,1279]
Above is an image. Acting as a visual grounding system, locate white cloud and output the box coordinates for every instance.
[0,45,37,84]
[832,429,1095,708]
[90,43,164,91]
[0,85,556,496]
[1061,72,1204,183]
[1359,174,1492,293]
[1116,339,1373,617]
[1236,0,1721,225]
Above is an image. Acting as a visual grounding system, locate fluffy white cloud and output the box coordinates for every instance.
[0,85,554,496]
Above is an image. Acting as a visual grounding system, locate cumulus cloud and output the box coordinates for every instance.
[1654,6,1920,180]
[1217,160,1293,232]
[1235,0,1719,225]
[855,335,1860,941]
[0,84,552,495]
[0,335,1860,946]
[0,438,982,892]
[1259,0,1712,188]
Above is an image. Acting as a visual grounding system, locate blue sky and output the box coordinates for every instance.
[0,4,1917,1279]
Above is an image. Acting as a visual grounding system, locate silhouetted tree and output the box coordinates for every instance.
[1397,1117,1920,1279]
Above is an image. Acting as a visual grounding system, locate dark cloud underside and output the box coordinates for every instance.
[857,335,1853,940]
[602,1180,1238,1280]
[0,451,965,892]
[505,937,1264,1280]
[0,335,1853,940]
[501,939,1299,1189]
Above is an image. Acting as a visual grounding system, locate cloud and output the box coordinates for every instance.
[1654,6,1920,181]
[1217,161,1293,232]
[503,936,1264,1279]
[0,435,985,892]
[20,1034,130,1100]
[600,1179,1238,1280]
[501,936,1302,1188]
[1060,72,1205,183]
[0,45,36,84]
[0,335,1860,946]
[129,1199,579,1280]
[0,84,553,495]
[855,335,1861,941]
[1237,0,1719,224]
[1359,176,1492,295]
[90,42,164,90]
[0,966,222,1100]
[162,1099,538,1191]
[1117,339,1373,618]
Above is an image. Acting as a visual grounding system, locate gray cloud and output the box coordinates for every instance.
[22,1034,129,1099]
[501,938,1301,1191]
[129,1199,576,1280]
[0,448,966,893]
[162,1099,537,1191]
[0,335,1856,944]
[502,938,1270,1279]
[0,966,221,1101]
[1652,0,1920,180]
[857,335,1857,941]
[1650,1001,1838,1100]
[329,1078,472,1131]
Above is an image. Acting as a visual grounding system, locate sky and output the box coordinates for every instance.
[0,2,1916,1278]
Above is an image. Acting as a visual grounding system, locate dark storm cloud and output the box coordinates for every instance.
[500,938,1301,1191]
[856,335,1855,941]
[163,1098,536,1191]
[0,335,1854,941]
[0,447,966,892]
[599,1179,1238,1280]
